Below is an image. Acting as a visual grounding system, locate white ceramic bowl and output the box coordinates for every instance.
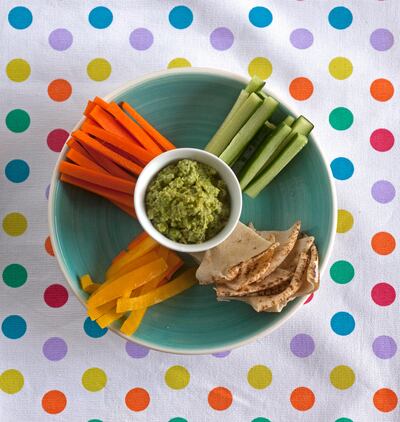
[134,148,242,253]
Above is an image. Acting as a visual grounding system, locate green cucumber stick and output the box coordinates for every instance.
[219,96,278,166]
[205,77,266,154]
[283,115,295,126]
[205,93,262,156]
[239,122,292,190]
[244,133,308,198]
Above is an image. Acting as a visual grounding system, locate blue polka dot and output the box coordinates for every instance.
[330,312,355,336]
[330,157,354,180]
[249,7,273,28]
[84,317,108,338]
[328,7,353,30]
[2,315,27,339]
[88,6,113,29]
[5,160,30,183]
[8,6,32,30]
[169,6,193,29]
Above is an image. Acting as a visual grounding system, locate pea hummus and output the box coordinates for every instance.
[146,159,230,244]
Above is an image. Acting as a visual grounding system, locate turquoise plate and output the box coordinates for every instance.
[49,68,336,354]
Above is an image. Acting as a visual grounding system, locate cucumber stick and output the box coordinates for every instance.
[283,115,295,126]
[205,93,262,156]
[219,96,278,166]
[244,133,308,198]
[205,76,265,154]
[239,122,292,190]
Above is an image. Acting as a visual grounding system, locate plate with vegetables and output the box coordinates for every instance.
[49,68,336,354]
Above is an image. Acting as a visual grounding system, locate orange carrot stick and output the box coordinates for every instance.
[84,101,96,117]
[93,96,109,109]
[127,232,149,250]
[60,174,133,208]
[122,102,176,151]
[106,102,162,154]
[67,138,94,160]
[83,117,100,127]
[66,148,107,173]
[72,130,143,176]
[90,105,137,143]
[112,249,127,264]
[59,161,135,194]
[81,121,156,165]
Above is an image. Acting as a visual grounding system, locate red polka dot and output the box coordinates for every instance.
[371,283,396,306]
[208,387,233,411]
[370,129,394,152]
[47,129,69,152]
[44,284,68,308]
[45,236,54,256]
[304,293,314,304]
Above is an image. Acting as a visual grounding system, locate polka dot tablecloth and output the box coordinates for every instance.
[0,1,398,421]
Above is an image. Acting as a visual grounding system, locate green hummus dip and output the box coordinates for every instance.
[146,159,230,244]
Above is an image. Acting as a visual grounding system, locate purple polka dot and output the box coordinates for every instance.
[210,27,234,51]
[373,335,397,359]
[45,184,50,200]
[129,28,153,51]
[212,351,231,358]
[48,28,73,51]
[290,334,315,357]
[370,29,394,51]
[290,28,313,49]
[371,180,395,204]
[125,341,149,358]
[43,337,68,361]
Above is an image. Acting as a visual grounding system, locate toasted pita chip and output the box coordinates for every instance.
[280,236,314,272]
[196,222,274,285]
[215,268,292,297]
[295,244,319,297]
[223,251,309,312]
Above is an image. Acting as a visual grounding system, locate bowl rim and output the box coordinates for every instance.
[134,147,242,253]
[48,67,337,355]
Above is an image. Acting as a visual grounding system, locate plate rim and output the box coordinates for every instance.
[48,67,337,354]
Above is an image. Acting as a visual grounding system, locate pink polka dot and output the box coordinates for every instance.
[304,293,314,304]
[370,129,394,152]
[47,129,69,152]
[44,284,69,308]
[371,282,396,306]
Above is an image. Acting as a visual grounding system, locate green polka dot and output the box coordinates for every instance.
[6,109,30,133]
[2,264,27,288]
[169,418,187,422]
[88,419,103,422]
[335,418,353,422]
[252,418,271,422]
[329,107,353,130]
[330,261,354,284]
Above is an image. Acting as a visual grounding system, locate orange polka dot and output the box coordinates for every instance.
[208,386,232,411]
[41,390,67,414]
[125,388,150,412]
[373,388,398,412]
[45,236,54,256]
[289,77,314,100]
[371,232,396,255]
[290,387,315,411]
[48,79,72,102]
[370,79,394,102]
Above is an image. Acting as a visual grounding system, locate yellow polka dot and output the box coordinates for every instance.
[328,57,353,80]
[167,58,192,69]
[247,365,272,389]
[6,59,31,82]
[87,58,112,81]
[2,212,28,236]
[81,368,107,392]
[248,57,273,80]
[0,369,24,394]
[337,209,354,233]
[330,365,355,390]
[165,365,190,390]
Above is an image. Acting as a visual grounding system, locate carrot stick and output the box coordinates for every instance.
[81,121,156,165]
[93,96,109,109]
[111,201,136,218]
[72,130,143,176]
[122,102,176,151]
[83,117,100,127]
[67,138,94,160]
[60,174,133,208]
[106,102,162,155]
[112,250,127,264]
[127,232,149,250]
[84,100,96,117]
[90,105,137,143]
[66,148,107,173]
[59,161,135,194]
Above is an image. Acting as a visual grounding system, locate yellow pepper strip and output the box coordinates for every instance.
[87,258,167,308]
[87,299,116,321]
[80,274,101,294]
[155,245,169,261]
[116,268,197,313]
[105,250,160,281]
[111,249,127,264]
[105,236,158,279]
[165,252,183,280]
[127,232,149,250]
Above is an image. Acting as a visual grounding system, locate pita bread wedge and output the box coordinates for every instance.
[196,222,275,285]
[225,251,309,312]
[280,236,314,272]
[295,244,319,297]
[215,268,292,297]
